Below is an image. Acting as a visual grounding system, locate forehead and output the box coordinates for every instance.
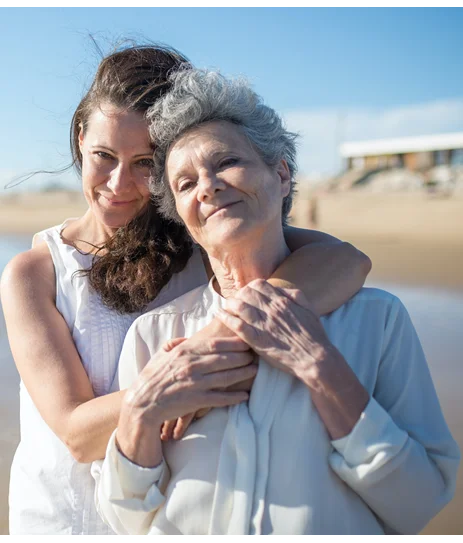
[167,121,255,166]
[85,103,151,147]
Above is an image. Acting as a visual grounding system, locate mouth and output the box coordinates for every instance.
[101,196,136,207]
[206,201,240,219]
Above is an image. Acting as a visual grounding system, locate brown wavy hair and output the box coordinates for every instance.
[73,43,193,314]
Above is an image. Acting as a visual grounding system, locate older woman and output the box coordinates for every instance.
[93,69,460,535]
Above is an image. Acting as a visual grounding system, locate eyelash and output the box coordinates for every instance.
[136,158,154,168]
[218,157,238,168]
[95,152,153,168]
[178,181,195,192]
[96,151,113,160]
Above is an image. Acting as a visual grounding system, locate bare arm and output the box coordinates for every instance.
[277,226,372,315]
[1,245,124,463]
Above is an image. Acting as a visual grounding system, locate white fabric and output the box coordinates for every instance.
[94,283,460,535]
[8,220,208,535]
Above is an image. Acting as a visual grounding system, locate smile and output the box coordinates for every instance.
[102,196,136,207]
[206,201,240,219]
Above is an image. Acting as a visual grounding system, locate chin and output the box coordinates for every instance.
[98,209,140,230]
[203,220,252,249]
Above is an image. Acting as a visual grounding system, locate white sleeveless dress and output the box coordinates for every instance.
[8,220,207,535]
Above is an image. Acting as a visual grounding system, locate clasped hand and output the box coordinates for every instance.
[149,280,332,441]
[216,279,333,383]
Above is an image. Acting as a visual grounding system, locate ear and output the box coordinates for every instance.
[78,123,84,152]
[276,159,291,198]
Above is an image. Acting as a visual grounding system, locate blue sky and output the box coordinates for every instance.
[1,7,463,191]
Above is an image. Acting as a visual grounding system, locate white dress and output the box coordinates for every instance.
[8,220,208,535]
[94,283,460,535]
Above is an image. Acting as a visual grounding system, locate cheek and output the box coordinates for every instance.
[176,197,197,228]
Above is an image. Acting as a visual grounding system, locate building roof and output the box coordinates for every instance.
[340,132,463,158]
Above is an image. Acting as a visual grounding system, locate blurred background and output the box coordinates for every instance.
[0,7,462,535]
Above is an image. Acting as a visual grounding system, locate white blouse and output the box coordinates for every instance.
[93,284,460,535]
[8,221,208,535]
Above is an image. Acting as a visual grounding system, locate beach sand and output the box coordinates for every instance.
[0,190,461,534]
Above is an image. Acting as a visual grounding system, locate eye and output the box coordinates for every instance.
[218,157,239,169]
[96,151,114,160]
[178,179,195,193]
[136,158,154,168]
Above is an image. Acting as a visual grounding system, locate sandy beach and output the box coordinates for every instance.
[0,189,462,534]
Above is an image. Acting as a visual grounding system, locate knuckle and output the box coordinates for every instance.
[175,365,193,381]
[273,296,291,312]
[206,338,220,351]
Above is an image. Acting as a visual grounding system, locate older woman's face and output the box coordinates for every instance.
[165,120,290,250]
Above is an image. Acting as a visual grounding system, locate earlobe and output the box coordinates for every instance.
[277,159,291,197]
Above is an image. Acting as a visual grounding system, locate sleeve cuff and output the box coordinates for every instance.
[331,397,408,466]
[108,429,166,496]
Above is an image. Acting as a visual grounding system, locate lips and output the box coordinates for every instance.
[101,195,135,206]
[206,201,240,219]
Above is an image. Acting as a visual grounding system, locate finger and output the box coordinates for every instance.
[226,376,255,393]
[242,278,277,301]
[194,407,211,419]
[162,337,187,353]
[160,419,177,441]
[201,362,258,390]
[215,308,259,345]
[173,413,195,440]
[223,297,264,325]
[177,336,251,356]
[192,351,255,374]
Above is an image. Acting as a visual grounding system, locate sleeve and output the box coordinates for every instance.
[329,297,460,534]
[92,430,169,535]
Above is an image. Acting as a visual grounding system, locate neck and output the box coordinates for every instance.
[61,209,118,253]
[207,228,290,298]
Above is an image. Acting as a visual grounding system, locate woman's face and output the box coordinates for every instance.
[165,120,290,251]
[79,103,153,230]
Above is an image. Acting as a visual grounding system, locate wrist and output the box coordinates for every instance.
[296,343,338,389]
[301,347,370,440]
[117,407,163,468]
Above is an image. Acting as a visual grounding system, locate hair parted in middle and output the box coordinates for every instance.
[147,68,299,226]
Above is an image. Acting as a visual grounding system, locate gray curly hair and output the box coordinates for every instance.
[147,68,299,225]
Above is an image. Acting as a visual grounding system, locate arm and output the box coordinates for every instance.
[0,246,124,463]
[328,298,460,533]
[278,226,372,315]
[216,283,460,534]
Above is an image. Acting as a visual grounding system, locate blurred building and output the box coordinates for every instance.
[340,132,463,172]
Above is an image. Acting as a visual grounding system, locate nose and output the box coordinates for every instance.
[106,163,132,195]
[197,169,226,202]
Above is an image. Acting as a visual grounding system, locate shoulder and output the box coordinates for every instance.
[127,284,210,345]
[1,244,54,293]
[322,287,409,337]
[337,287,403,315]
[0,245,56,317]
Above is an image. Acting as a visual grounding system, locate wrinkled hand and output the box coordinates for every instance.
[215,279,334,382]
[126,328,256,438]
[160,319,256,441]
